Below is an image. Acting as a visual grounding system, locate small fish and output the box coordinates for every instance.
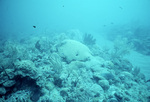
[111,22,114,24]
[119,6,123,10]
[146,79,150,82]
[33,26,36,28]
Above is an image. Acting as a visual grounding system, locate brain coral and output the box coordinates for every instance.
[57,40,92,63]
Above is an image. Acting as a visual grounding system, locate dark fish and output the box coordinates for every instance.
[119,6,123,10]
[33,26,36,28]
[147,79,150,82]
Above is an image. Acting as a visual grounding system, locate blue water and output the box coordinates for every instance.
[0,0,150,36]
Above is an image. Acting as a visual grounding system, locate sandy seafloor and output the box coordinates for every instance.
[0,30,150,102]
[127,51,150,81]
[97,34,150,81]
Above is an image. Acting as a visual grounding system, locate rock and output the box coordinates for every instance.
[85,56,105,70]
[88,84,104,97]
[132,67,140,76]
[107,98,118,102]
[98,80,110,90]
[5,68,15,79]
[0,74,9,84]
[114,92,123,101]
[69,61,85,69]
[38,95,52,102]
[93,73,106,83]
[45,81,55,91]
[104,61,114,68]
[119,71,133,81]
[0,58,13,69]
[124,96,130,101]
[93,68,113,80]
[0,87,6,95]
[60,88,69,97]
[0,66,3,72]
[6,90,32,102]
[14,60,38,79]
[101,72,115,80]
[3,80,16,87]
[49,88,64,102]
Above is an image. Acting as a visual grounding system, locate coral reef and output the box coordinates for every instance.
[0,30,149,102]
[107,25,150,55]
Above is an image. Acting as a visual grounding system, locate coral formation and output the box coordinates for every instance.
[83,33,96,45]
[0,30,149,102]
[57,40,92,63]
[107,25,150,55]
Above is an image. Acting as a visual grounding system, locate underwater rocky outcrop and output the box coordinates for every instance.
[0,30,150,102]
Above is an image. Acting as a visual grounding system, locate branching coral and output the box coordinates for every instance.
[83,33,96,45]
[111,38,134,59]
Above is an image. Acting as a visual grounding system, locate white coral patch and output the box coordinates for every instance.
[57,40,92,63]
